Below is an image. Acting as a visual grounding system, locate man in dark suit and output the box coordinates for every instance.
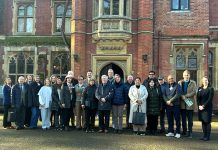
[12,76,29,130]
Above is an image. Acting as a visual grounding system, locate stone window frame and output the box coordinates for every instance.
[93,0,131,18]
[51,51,70,79]
[208,50,214,87]
[8,52,34,84]
[52,1,72,35]
[171,0,190,11]
[12,0,36,35]
[173,45,200,83]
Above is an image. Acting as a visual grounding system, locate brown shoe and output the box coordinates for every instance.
[104,129,109,133]
[98,129,103,133]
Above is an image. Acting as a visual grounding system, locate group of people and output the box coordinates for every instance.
[2,69,214,141]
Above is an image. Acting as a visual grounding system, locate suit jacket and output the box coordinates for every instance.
[51,84,62,111]
[12,83,29,107]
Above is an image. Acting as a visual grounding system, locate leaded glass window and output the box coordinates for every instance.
[17,5,34,32]
[55,4,71,33]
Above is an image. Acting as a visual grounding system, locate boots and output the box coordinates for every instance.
[186,131,192,138]
[204,124,211,141]
[200,123,207,140]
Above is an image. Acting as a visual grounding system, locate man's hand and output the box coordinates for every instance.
[62,104,65,108]
[166,101,172,106]
[181,95,186,100]
[81,105,85,109]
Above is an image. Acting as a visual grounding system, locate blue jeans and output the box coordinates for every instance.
[166,105,181,134]
[30,107,40,128]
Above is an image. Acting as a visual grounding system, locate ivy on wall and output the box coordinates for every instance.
[0,36,71,46]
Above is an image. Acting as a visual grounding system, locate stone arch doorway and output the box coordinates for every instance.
[99,63,124,82]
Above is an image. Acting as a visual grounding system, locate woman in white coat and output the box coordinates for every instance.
[38,78,52,130]
[128,77,148,135]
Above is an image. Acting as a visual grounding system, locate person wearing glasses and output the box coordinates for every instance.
[163,75,182,138]
[143,71,158,88]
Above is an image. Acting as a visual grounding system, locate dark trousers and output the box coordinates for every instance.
[15,105,26,128]
[70,106,75,127]
[62,108,71,127]
[160,106,166,130]
[85,108,97,130]
[54,108,63,128]
[166,105,181,134]
[147,114,158,131]
[25,107,31,126]
[3,105,11,128]
[180,109,187,133]
[181,109,194,133]
[202,122,211,139]
[98,110,110,130]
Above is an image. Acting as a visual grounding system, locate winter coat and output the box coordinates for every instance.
[82,84,98,109]
[128,85,148,124]
[3,84,12,106]
[12,83,29,107]
[112,81,127,105]
[61,83,76,108]
[95,82,114,110]
[197,87,214,123]
[178,80,197,110]
[146,86,161,115]
[28,81,43,107]
[143,77,159,88]
[162,82,181,106]
[51,84,62,111]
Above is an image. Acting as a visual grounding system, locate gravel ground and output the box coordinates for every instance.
[0,116,218,150]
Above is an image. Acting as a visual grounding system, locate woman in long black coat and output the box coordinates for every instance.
[197,76,214,141]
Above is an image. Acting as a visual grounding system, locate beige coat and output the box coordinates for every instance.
[128,85,148,124]
[178,80,197,110]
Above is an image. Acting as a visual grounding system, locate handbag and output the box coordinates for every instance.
[184,98,193,107]
[7,110,16,122]
[132,105,145,125]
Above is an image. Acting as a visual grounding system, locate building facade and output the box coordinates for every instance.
[0,0,218,110]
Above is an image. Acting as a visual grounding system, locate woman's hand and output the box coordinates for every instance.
[199,105,204,110]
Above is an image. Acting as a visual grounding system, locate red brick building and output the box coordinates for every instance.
[0,0,217,110]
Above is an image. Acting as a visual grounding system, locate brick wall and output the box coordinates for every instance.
[209,0,218,26]
[154,0,209,36]
[35,0,52,35]
[0,0,4,34]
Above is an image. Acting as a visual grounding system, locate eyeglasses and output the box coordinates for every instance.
[149,74,154,75]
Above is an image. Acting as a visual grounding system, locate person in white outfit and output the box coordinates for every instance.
[38,78,52,130]
[128,77,148,135]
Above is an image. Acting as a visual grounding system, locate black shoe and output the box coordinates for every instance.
[16,127,21,130]
[182,131,187,136]
[159,129,166,134]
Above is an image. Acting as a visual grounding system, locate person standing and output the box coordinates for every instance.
[38,78,52,130]
[82,78,98,133]
[197,76,214,141]
[25,75,33,127]
[96,75,114,133]
[2,77,13,129]
[112,74,127,134]
[51,77,63,130]
[61,74,76,131]
[75,75,86,130]
[178,70,197,138]
[124,75,134,129]
[29,75,43,129]
[84,70,94,86]
[163,75,182,138]
[108,69,115,84]
[12,76,29,130]
[158,76,167,133]
[50,75,57,127]
[128,77,148,135]
[143,71,158,88]
[146,79,161,135]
